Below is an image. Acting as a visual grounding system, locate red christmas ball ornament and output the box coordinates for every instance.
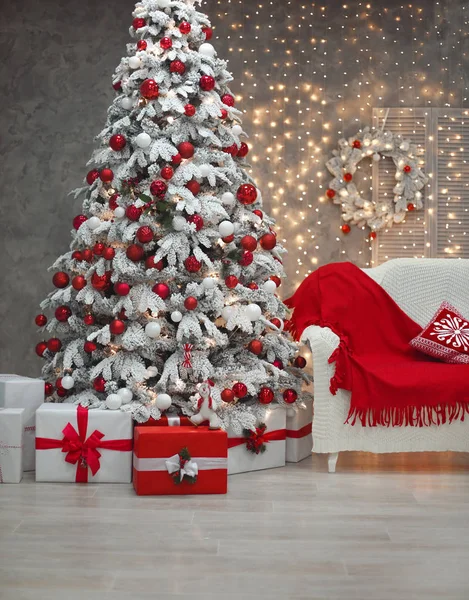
[126,244,145,262]
[150,180,168,198]
[341,224,351,234]
[404,165,412,173]
[184,296,198,311]
[283,389,298,404]
[270,275,281,287]
[114,282,130,296]
[45,382,54,397]
[35,314,47,327]
[202,26,213,40]
[110,319,126,335]
[72,250,83,261]
[47,338,62,353]
[369,231,377,241]
[184,103,196,117]
[93,376,106,393]
[109,134,126,151]
[112,81,122,91]
[93,242,105,256]
[100,168,114,183]
[352,140,362,149]
[223,143,238,156]
[82,249,93,263]
[132,17,146,30]
[161,166,174,180]
[343,172,353,183]
[239,251,254,267]
[140,79,159,99]
[126,204,142,221]
[137,40,147,50]
[222,234,234,243]
[200,75,215,91]
[86,169,100,185]
[91,271,111,292]
[52,271,69,289]
[136,226,153,244]
[56,386,68,398]
[55,305,71,322]
[260,233,276,251]
[179,21,191,34]
[407,203,415,211]
[237,142,249,158]
[237,183,257,205]
[220,108,228,119]
[186,216,203,233]
[178,141,195,159]
[171,153,182,166]
[35,341,47,357]
[185,256,202,273]
[84,341,97,354]
[241,235,257,251]
[83,314,95,326]
[170,60,186,75]
[248,340,263,355]
[253,209,263,220]
[153,283,170,299]
[73,215,87,230]
[145,256,164,270]
[247,282,258,290]
[270,318,282,328]
[225,275,238,289]
[273,359,284,369]
[294,356,307,369]
[221,93,235,106]
[233,382,247,398]
[326,189,336,199]
[186,179,201,195]
[258,387,274,404]
[72,276,86,291]
[102,247,115,261]
[160,37,172,50]
[221,389,235,403]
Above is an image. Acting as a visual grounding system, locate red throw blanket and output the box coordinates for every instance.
[285,262,469,427]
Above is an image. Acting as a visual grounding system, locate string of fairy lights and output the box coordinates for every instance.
[208,0,469,293]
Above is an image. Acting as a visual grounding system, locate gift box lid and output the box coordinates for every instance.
[134,426,227,460]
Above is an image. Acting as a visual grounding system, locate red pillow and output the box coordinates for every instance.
[410,301,469,364]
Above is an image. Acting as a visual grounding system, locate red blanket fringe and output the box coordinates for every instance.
[346,402,469,427]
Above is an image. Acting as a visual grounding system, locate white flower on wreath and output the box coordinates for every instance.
[325,126,428,233]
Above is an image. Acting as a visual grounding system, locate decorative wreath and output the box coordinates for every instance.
[325,125,428,233]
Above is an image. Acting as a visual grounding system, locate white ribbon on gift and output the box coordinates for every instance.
[165,454,199,482]
[133,454,227,475]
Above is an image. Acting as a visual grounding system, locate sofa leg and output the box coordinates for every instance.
[328,452,339,473]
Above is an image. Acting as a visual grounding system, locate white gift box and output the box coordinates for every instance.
[0,408,25,483]
[286,401,313,463]
[0,374,44,471]
[35,404,133,483]
[228,407,286,475]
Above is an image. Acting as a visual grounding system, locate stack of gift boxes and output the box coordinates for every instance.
[1,374,313,494]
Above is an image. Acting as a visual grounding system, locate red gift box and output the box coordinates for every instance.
[139,415,193,427]
[133,426,227,495]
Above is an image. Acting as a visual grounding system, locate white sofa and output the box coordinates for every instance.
[301,258,469,472]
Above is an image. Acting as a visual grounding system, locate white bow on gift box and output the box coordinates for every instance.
[165,454,199,482]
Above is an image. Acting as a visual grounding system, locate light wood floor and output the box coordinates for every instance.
[0,452,468,600]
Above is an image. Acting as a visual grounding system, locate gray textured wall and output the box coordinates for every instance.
[1,0,468,375]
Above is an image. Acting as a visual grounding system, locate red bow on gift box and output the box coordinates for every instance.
[228,423,286,455]
[36,405,132,483]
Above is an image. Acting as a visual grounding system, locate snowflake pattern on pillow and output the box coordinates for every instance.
[410,301,469,364]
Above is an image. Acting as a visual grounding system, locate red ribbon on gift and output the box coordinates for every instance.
[36,405,132,483]
[227,428,286,449]
[182,343,193,369]
[286,423,313,439]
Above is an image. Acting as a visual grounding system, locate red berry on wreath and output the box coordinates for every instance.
[146,256,164,270]
[93,376,106,393]
[404,165,412,173]
[153,283,170,299]
[179,21,191,34]
[35,314,47,327]
[241,235,257,251]
[137,40,147,50]
[294,356,307,369]
[221,389,235,403]
[140,79,159,99]
[136,226,153,244]
[86,169,100,185]
[200,75,215,91]
[221,93,235,106]
[184,104,196,117]
[45,382,54,396]
[126,244,145,262]
[47,338,62,353]
[187,214,204,231]
[237,183,257,205]
[341,224,351,234]
[326,189,336,199]
[160,37,172,50]
[283,389,298,404]
[132,17,146,30]
[150,180,168,198]
[237,142,249,158]
[161,166,174,180]
[260,233,276,251]
[343,173,353,183]
[225,275,238,289]
[102,247,115,261]
[178,141,195,159]
[35,341,47,357]
[352,140,362,149]
[126,205,142,221]
[55,305,71,322]
[184,296,198,311]
[84,341,97,354]
[186,179,201,195]
[171,153,182,165]
[248,340,263,355]
[184,256,202,273]
[202,26,213,40]
[110,319,126,335]
[407,203,415,211]
[239,251,254,266]
[170,59,186,75]
[233,382,247,398]
[114,282,130,296]
[258,387,274,404]
[83,314,95,326]
[109,134,126,151]
[100,168,114,183]
[73,215,87,230]
[52,271,69,289]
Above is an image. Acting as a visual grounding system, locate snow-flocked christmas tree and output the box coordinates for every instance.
[35,0,306,432]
